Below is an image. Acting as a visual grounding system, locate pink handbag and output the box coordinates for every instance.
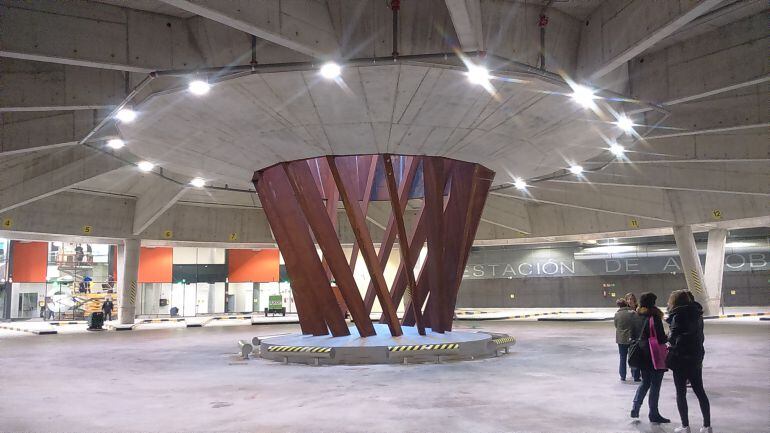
[648,317,668,370]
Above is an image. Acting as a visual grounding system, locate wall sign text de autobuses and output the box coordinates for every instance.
[463,251,769,279]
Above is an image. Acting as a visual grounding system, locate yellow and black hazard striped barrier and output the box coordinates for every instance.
[704,312,768,320]
[388,343,460,352]
[50,321,85,326]
[0,324,57,335]
[199,315,252,326]
[489,335,516,355]
[457,310,595,321]
[139,318,186,324]
[492,336,515,345]
[211,315,252,321]
[267,345,332,353]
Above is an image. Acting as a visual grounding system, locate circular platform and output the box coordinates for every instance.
[259,324,514,365]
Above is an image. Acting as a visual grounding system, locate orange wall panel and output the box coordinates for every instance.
[138,247,173,283]
[228,249,279,283]
[11,241,48,283]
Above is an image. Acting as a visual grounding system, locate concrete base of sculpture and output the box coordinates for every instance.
[258,324,514,365]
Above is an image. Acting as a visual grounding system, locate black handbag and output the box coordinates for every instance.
[627,338,643,368]
[666,348,679,370]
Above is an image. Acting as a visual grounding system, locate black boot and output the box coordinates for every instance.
[630,408,639,419]
[649,414,671,424]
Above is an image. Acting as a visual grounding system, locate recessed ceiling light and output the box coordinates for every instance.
[190,177,206,188]
[319,62,341,79]
[609,143,625,156]
[188,79,210,95]
[137,161,154,172]
[466,64,490,85]
[514,178,527,190]
[106,138,125,149]
[616,115,634,133]
[569,165,584,175]
[115,108,137,123]
[571,85,595,108]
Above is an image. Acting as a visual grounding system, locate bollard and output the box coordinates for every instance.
[238,340,253,359]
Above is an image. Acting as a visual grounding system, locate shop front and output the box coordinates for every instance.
[135,247,283,318]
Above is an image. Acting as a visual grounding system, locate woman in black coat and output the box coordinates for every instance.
[667,290,711,433]
[630,292,670,424]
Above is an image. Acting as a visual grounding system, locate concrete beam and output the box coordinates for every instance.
[1,185,767,246]
[591,130,770,164]
[143,202,274,243]
[546,161,770,196]
[644,0,768,61]
[481,196,531,234]
[629,13,768,103]
[444,0,483,51]
[665,189,770,226]
[157,0,339,59]
[492,184,676,223]
[0,58,126,111]
[0,146,125,213]
[0,1,207,72]
[479,0,580,73]
[0,191,134,240]
[132,180,188,235]
[493,182,770,229]
[1,109,111,156]
[577,0,723,80]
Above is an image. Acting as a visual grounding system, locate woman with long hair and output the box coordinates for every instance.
[625,292,638,310]
[667,290,712,433]
[630,292,670,424]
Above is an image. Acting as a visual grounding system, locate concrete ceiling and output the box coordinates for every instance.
[91,0,195,18]
[528,0,605,21]
[1,0,768,245]
[117,64,628,189]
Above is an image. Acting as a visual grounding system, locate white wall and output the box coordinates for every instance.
[10,282,46,318]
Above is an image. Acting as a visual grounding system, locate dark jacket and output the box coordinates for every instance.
[102,300,114,313]
[632,306,668,371]
[666,301,705,368]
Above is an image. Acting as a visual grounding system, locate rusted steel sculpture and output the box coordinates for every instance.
[253,155,494,337]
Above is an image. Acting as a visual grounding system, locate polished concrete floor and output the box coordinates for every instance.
[0,320,767,432]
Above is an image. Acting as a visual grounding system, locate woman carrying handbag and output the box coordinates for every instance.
[667,290,712,433]
[629,292,671,424]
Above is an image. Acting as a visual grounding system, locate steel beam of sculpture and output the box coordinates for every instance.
[253,155,494,337]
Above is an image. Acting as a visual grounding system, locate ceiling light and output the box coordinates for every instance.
[513,178,527,190]
[115,108,137,123]
[188,79,210,95]
[466,64,490,85]
[609,143,625,156]
[616,115,634,133]
[137,161,154,172]
[569,165,584,175]
[106,138,125,149]
[190,177,206,188]
[571,85,595,108]
[319,62,341,79]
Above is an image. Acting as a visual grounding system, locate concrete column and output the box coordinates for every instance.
[703,229,728,315]
[672,225,711,316]
[117,239,140,325]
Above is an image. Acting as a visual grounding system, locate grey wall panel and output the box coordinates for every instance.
[457,272,770,308]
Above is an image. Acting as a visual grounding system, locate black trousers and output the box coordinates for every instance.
[673,364,711,427]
